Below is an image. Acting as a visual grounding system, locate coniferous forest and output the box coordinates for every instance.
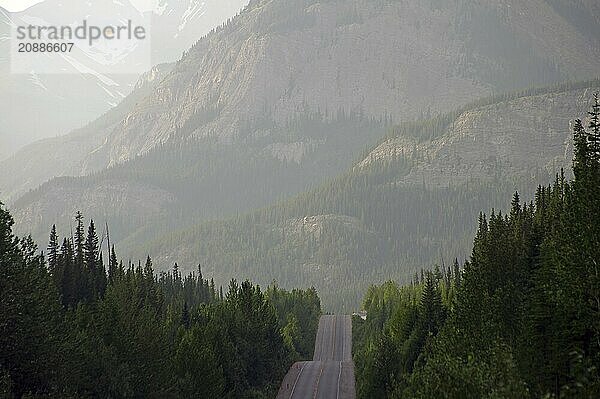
[0,205,321,398]
[2,1,600,398]
[353,99,600,398]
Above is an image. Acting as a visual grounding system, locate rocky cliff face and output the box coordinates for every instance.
[4,0,600,199]
[3,0,600,282]
[100,0,600,167]
[358,85,600,186]
[0,0,248,160]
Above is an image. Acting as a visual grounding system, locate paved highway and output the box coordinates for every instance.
[277,315,356,399]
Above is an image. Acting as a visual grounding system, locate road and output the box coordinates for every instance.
[276,315,356,399]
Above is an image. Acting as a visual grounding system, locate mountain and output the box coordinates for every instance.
[357,82,600,186]
[3,0,600,195]
[0,0,249,158]
[73,0,600,168]
[3,0,600,309]
[121,81,600,311]
[9,80,600,311]
[0,63,173,202]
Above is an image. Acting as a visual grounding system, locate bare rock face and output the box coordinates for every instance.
[280,214,372,241]
[17,0,593,172]
[3,0,599,201]
[359,86,600,186]
[101,0,600,166]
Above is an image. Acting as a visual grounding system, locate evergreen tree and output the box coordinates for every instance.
[74,211,85,267]
[108,245,119,283]
[420,271,444,337]
[47,225,59,275]
[0,203,65,397]
[453,258,461,289]
[47,224,61,289]
[181,301,191,329]
[84,219,106,300]
[588,92,600,157]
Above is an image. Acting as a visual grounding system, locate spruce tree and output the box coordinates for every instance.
[420,272,444,336]
[83,220,101,300]
[181,301,191,329]
[452,258,461,289]
[47,225,60,288]
[588,92,600,158]
[108,245,118,284]
[74,211,85,267]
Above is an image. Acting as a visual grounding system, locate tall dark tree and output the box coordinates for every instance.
[84,219,106,300]
[108,245,118,283]
[0,203,65,397]
[57,238,72,306]
[47,225,60,288]
[588,92,600,157]
[74,211,85,268]
[420,271,444,337]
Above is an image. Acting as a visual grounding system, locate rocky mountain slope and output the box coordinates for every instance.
[89,0,600,168]
[358,83,600,186]
[2,0,600,309]
[0,0,249,158]
[3,0,600,198]
[124,82,600,311]
[0,63,173,202]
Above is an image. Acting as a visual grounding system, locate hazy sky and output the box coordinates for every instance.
[0,0,158,12]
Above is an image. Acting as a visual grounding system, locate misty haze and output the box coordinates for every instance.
[1,1,599,398]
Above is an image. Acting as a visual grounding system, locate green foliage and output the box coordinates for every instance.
[354,97,600,398]
[0,208,322,398]
[266,285,321,359]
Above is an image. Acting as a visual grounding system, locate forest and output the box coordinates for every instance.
[125,79,599,312]
[353,96,600,397]
[0,208,321,398]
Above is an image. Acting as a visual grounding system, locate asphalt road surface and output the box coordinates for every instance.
[277,315,356,399]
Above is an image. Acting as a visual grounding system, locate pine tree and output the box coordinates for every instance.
[58,238,79,307]
[420,272,444,336]
[574,119,589,171]
[173,262,180,281]
[588,92,600,158]
[0,204,64,396]
[74,212,85,268]
[452,258,461,289]
[47,225,60,286]
[83,220,101,300]
[181,301,191,329]
[108,245,118,284]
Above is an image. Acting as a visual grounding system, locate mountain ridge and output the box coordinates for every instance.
[0,0,249,158]
[3,0,600,309]
[3,0,599,201]
[120,81,599,310]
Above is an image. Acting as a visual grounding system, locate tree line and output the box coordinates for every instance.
[353,95,600,398]
[0,207,321,398]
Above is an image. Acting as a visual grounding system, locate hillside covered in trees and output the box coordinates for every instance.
[125,81,599,312]
[353,97,600,398]
[5,0,600,273]
[0,207,321,398]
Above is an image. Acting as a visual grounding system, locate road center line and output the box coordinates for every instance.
[313,362,325,399]
[289,362,307,399]
[336,361,343,399]
[331,315,336,360]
